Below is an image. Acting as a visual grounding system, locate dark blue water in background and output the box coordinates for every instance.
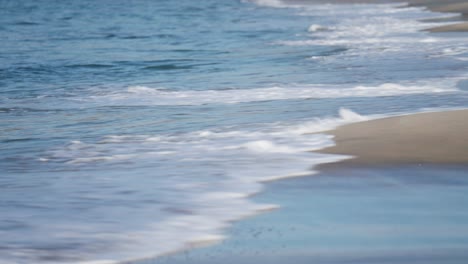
[1,0,468,263]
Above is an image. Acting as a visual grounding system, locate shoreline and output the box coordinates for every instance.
[143,109,468,264]
[404,0,468,32]
[151,104,468,263]
[143,1,468,263]
[151,105,468,263]
[153,164,468,264]
[318,109,468,168]
[283,0,468,32]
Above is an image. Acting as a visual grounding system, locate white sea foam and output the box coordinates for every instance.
[245,0,468,62]
[32,108,376,263]
[243,140,296,153]
[429,46,468,60]
[82,81,457,106]
[272,2,468,58]
[308,24,330,32]
[242,0,286,8]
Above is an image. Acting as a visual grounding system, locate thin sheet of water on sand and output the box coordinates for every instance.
[151,165,468,264]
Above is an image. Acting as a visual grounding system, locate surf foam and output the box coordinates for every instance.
[242,0,286,8]
[308,24,330,32]
[80,81,457,107]
[25,108,373,263]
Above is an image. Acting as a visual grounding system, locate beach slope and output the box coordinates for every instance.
[319,109,468,166]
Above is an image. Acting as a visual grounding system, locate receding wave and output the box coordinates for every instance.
[21,108,368,264]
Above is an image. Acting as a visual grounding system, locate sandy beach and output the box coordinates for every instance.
[319,109,468,166]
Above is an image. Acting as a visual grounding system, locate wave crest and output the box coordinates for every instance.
[82,82,457,106]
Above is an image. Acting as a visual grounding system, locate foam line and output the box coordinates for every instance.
[83,82,458,106]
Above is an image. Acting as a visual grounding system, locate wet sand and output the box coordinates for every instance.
[319,109,468,167]
[153,165,468,264]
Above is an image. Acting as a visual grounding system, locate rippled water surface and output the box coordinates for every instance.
[1,0,468,263]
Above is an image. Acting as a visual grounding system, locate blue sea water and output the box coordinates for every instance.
[1,0,468,263]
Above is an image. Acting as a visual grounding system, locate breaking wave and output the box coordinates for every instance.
[79,82,458,106]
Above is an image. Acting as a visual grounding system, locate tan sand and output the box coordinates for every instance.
[319,109,468,166]
[426,21,468,32]
[429,2,468,13]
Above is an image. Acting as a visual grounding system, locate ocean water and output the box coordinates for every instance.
[1,0,468,263]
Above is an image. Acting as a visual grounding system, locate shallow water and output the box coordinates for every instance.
[157,165,468,264]
[1,0,468,263]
